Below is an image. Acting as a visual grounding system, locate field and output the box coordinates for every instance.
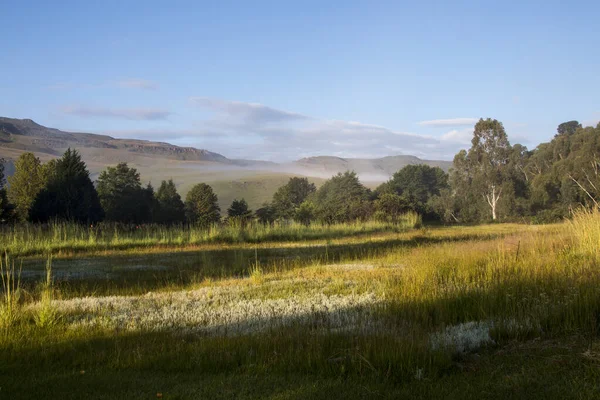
[1,212,600,399]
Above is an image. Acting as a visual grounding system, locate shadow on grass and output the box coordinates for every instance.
[18,231,513,296]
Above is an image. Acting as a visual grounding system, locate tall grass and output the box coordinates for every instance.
[0,253,21,328]
[568,208,600,257]
[0,215,420,257]
[34,255,60,328]
[2,216,599,386]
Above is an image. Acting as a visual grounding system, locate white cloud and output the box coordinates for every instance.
[89,98,472,161]
[418,118,478,127]
[61,106,171,121]
[441,128,473,144]
[116,98,466,161]
[190,97,309,124]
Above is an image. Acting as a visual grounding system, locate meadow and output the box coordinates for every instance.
[1,211,600,399]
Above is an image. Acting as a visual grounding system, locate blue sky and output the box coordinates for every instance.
[1,0,599,161]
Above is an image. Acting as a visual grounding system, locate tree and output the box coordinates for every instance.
[255,203,276,225]
[374,193,411,222]
[0,158,14,222]
[557,120,582,136]
[7,153,50,221]
[377,164,448,217]
[154,179,186,224]
[96,163,152,223]
[468,118,512,220]
[227,198,252,221]
[295,200,315,226]
[272,177,316,220]
[185,183,221,226]
[30,149,104,223]
[311,171,371,223]
[526,122,600,218]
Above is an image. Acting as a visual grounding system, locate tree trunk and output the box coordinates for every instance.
[485,185,502,221]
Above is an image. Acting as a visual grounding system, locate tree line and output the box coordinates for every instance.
[0,118,598,225]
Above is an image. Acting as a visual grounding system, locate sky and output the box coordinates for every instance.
[1,0,599,162]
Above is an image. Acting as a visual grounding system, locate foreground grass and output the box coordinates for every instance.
[3,337,599,399]
[1,211,599,399]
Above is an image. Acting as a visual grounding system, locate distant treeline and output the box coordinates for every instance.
[0,118,598,225]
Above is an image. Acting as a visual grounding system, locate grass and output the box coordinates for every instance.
[1,212,600,398]
[0,216,420,258]
[0,253,21,328]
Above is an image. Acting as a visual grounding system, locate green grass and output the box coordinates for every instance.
[1,212,600,399]
[0,217,420,258]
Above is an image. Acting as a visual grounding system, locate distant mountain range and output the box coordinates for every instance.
[0,117,451,175]
[0,117,451,210]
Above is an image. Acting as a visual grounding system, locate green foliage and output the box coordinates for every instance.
[448,119,524,222]
[255,202,276,225]
[29,149,104,223]
[377,164,448,218]
[272,177,316,220]
[227,198,252,224]
[374,193,411,222]
[556,120,582,136]
[295,200,315,226]
[0,158,13,223]
[154,179,186,224]
[8,153,57,221]
[528,122,600,216]
[311,171,372,223]
[96,162,152,224]
[185,183,221,226]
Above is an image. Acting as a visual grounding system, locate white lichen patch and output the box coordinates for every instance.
[326,263,376,271]
[34,284,381,336]
[430,321,494,354]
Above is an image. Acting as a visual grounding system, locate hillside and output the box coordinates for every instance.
[0,117,451,211]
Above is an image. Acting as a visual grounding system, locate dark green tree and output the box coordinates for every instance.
[96,163,152,223]
[227,198,252,220]
[255,202,276,225]
[30,149,104,223]
[311,171,371,223]
[185,183,221,226]
[0,158,14,222]
[154,179,185,224]
[556,120,582,136]
[272,177,316,220]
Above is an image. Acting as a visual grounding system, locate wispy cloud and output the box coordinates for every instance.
[116,79,159,90]
[102,97,467,161]
[418,118,478,127]
[190,97,309,124]
[61,106,171,121]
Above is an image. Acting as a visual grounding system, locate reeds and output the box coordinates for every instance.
[0,253,21,328]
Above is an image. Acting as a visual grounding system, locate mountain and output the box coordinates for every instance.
[0,117,230,163]
[0,117,452,211]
